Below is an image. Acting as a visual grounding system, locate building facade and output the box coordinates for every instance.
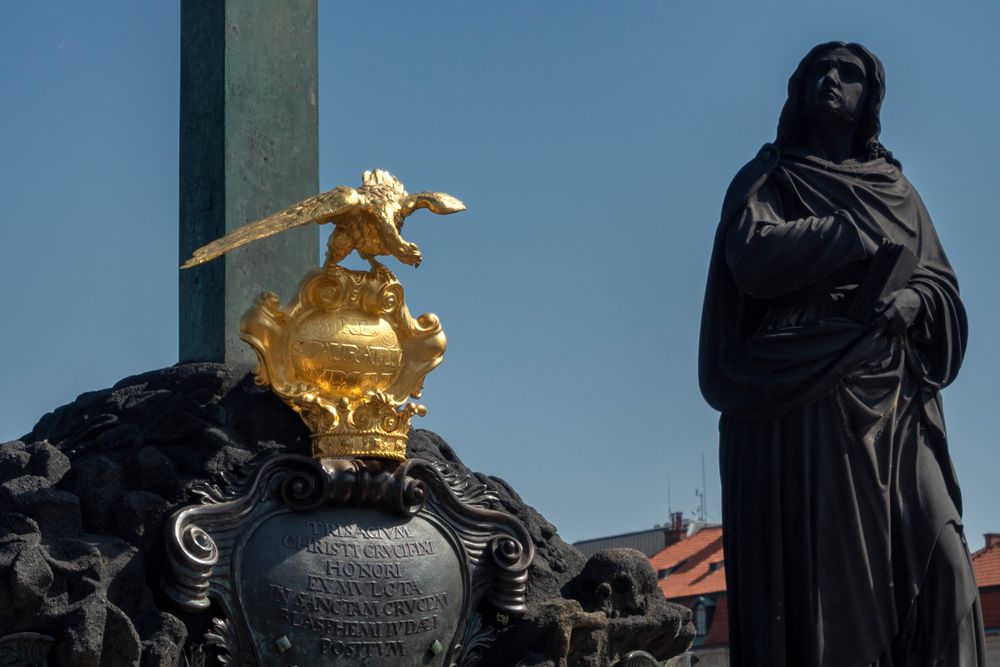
[648,522,728,665]
[974,534,1000,665]
[640,524,1000,665]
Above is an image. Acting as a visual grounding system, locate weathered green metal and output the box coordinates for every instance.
[179,0,319,363]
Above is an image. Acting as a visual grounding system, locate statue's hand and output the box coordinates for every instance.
[873,287,922,336]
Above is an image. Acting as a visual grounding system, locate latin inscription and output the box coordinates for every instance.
[294,340,402,368]
[239,509,462,665]
[289,314,404,393]
[290,342,401,392]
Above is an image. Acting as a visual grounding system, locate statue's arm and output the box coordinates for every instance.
[905,276,966,388]
[724,183,875,299]
[900,204,967,386]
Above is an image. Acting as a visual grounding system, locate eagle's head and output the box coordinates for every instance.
[359,169,410,228]
[361,169,407,198]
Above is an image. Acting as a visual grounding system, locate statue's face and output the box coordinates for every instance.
[803,47,868,124]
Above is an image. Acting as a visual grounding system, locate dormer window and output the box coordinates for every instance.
[695,604,708,636]
[658,558,687,580]
[692,596,716,644]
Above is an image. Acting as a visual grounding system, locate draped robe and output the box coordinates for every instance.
[699,147,984,666]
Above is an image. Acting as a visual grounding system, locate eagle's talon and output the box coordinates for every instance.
[369,265,395,282]
[398,243,422,267]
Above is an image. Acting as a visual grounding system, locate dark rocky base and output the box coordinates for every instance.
[0,363,692,666]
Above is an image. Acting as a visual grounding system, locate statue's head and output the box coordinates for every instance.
[802,46,869,126]
[775,41,896,165]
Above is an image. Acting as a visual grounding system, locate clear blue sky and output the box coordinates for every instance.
[1,2,998,549]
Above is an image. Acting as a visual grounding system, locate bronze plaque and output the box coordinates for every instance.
[238,508,464,665]
[163,455,533,666]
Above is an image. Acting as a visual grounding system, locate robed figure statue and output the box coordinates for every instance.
[699,42,986,666]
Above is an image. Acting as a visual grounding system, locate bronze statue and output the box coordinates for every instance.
[699,42,985,665]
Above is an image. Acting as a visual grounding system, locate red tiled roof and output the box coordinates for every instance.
[972,536,1000,588]
[655,527,1000,596]
[650,525,726,599]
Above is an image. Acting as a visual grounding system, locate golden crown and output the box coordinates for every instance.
[240,265,446,460]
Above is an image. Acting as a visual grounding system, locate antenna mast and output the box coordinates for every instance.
[701,453,707,522]
[668,474,672,516]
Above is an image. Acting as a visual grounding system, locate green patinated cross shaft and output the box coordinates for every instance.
[179,0,319,364]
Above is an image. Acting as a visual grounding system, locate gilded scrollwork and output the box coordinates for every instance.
[240,265,444,460]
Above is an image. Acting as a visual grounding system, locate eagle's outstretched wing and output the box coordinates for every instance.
[181,186,361,269]
[401,191,466,217]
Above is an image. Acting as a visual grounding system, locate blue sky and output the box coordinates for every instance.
[1,2,998,548]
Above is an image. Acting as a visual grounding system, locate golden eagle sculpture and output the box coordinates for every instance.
[181,169,465,271]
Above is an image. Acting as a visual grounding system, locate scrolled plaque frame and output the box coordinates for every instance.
[163,454,533,666]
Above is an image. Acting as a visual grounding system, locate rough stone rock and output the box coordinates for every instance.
[54,596,107,667]
[11,545,54,606]
[0,363,692,665]
[138,611,188,667]
[0,512,42,546]
[9,487,83,539]
[68,456,126,534]
[0,444,31,481]
[115,491,172,552]
[0,514,49,612]
[0,474,49,507]
[0,441,70,485]
[126,447,177,497]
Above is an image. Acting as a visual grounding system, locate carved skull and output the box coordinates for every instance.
[574,548,659,618]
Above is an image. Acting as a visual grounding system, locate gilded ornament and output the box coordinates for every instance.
[182,170,464,460]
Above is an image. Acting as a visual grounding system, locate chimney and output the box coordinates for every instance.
[662,512,686,549]
[986,534,1000,549]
